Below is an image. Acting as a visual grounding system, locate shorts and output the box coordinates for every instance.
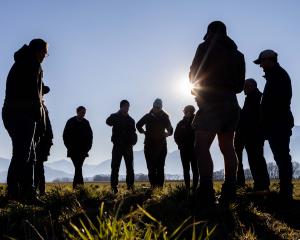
[192,100,240,133]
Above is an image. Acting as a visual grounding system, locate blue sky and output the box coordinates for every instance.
[0,1,299,164]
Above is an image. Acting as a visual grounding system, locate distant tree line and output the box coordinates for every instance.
[52,162,300,183]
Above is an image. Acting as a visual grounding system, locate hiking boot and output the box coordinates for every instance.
[218,182,236,207]
[193,182,216,211]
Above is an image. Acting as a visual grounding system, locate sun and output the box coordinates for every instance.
[175,76,194,98]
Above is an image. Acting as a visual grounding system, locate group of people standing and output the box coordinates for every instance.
[1,20,294,206]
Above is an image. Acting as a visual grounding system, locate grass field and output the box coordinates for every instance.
[0,180,300,239]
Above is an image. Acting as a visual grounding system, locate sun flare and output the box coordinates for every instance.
[176,77,194,98]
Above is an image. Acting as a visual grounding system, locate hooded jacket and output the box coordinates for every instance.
[136,110,173,145]
[3,45,43,120]
[189,34,245,103]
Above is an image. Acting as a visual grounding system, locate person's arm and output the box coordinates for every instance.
[136,115,147,134]
[233,51,246,94]
[174,122,182,146]
[131,119,138,146]
[63,120,71,149]
[86,121,93,152]
[165,116,173,137]
[106,114,116,126]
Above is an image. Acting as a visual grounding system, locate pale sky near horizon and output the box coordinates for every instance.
[0,1,299,165]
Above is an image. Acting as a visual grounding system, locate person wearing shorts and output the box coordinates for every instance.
[189,21,245,207]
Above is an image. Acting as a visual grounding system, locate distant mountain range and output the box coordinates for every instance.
[0,126,299,183]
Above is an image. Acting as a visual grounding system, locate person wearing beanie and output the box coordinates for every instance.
[254,49,294,201]
[189,21,245,207]
[136,98,173,188]
[2,39,49,202]
[106,100,137,194]
[174,105,198,193]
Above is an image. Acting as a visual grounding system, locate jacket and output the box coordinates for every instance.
[189,35,245,103]
[174,115,195,150]
[3,45,43,121]
[63,116,93,158]
[261,63,294,131]
[236,89,263,141]
[106,111,137,146]
[136,110,173,145]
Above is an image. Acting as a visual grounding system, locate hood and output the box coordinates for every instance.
[205,34,238,51]
[13,44,34,63]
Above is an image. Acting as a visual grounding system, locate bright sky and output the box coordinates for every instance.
[0,1,299,164]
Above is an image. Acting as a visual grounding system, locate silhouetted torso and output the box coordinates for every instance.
[106,111,137,146]
[3,45,43,119]
[261,63,294,134]
[190,35,245,103]
[63,116,93,157]
[136,110,173,145]
[174,115,195,150]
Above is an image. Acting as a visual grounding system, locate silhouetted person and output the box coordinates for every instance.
[106,100,137,194]
[63,106,93,188]
[254,49,294,201]
[189,21,245,206]
[2,39,49,202]
[136,98,173,188]
[234,79,270,191]
[34,85,53,196]
[174,105,199,193]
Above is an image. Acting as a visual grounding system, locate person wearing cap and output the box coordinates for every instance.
[234,79,270,191]
[174,105,199,193]
[63,106,93,189]
[136,98,173,188]
[189,21,245,207]
[254,49,294,201]
[34,85,53,196]
[106,100,137,194]
[2,39,49,202]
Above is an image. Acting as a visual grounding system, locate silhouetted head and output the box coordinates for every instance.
[29,39,48,63]
[76,106,86,120]
[183,105,195,118]
[152,98,162,114]
[254,49,278,70]
[244,78,257,95]
[120,99,130,114]
[204,21,227,40]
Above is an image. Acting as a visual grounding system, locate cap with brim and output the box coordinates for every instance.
[254,49,278,64]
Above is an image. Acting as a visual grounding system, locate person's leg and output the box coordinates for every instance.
[34,160,46,195]
[123,146,134,189]
[5,115,36,200]
[234,137,245,187]
[111,145,122,191]
[189,148,199,192]
[157,144,167,187]
[268,130,293,199]
[218,131,238,202]
[194,130,216,204]
[144,144,157,187]
[245,141,270,191]
[179,148,191,190]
